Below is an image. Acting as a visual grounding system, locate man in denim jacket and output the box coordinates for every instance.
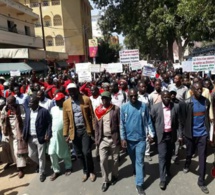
[120,88,155,195]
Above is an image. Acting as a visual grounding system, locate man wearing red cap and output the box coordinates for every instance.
[48,92,72,181]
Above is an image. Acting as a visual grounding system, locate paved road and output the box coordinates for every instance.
[20,145,215,195]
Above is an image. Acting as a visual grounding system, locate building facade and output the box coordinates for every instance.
[0,0,43,48]
[19,0,93,64]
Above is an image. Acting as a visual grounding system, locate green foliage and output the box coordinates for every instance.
[92,0,215,61]
[95,38,122,64]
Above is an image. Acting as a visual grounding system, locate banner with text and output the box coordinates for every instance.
[192,56,215,71]
[90,64,101,73]
[75,62,91,73]
[130,61,142,71]
[119,49,139,64]
[101,63,123,73]
[142,65,156,77]
[76,62,92,82]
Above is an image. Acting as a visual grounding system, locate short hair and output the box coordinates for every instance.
[30,93,39,103]
[128,88,138,94]
[175,74,182,80]
[191,82,203,90]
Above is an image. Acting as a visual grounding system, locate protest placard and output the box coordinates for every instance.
[101,63,123,73]
[119,49,139,64]
[90,64,101,73]
[142,65,156,77]
[130,61,142,71]
[10,70,21,77]
[78,71,92,83]
[75,62,91,73]
[192,56,215,71]
[182,61,193,72]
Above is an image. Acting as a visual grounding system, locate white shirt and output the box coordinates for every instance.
[39,97,53,112]
[90,96,102,111]
[30,108,38,136]
[111,90,126,108]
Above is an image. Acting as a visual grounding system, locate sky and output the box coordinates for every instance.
[89,0,124,44]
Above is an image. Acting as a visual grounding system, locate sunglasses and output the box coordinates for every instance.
[129,95,138,98]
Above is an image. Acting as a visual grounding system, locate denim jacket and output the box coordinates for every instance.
[120,101,155,141]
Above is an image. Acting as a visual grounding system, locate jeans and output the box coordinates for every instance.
[127,140,146,186]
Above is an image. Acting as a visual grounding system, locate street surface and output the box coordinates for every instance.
[1,145,215,195]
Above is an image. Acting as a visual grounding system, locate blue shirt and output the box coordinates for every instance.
[192,97,207,137]
[120,101,155,141]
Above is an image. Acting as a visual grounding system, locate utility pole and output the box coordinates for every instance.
[39,2,46,51]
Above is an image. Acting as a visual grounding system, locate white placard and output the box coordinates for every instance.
[75,62,91,73]
[139,60,148,68]
[10,70,21,77]
[192,55,215,71]
[142,66,156,77]
[90,64,101,73]
[130,61,142,71]
[78,71,92,83]
[119,49,139,64]
[182,61,193,72]
[101,63,123,73]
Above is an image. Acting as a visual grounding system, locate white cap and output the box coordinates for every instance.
[67,83,77,90]
[3,81,9,86]
[0,76,5,80]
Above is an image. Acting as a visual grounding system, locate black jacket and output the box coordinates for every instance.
[23,106,52,144]
[151,102,182,144]
[179,96,210,139]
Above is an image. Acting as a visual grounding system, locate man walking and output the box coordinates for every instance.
[181,82,210,194]
[48,92,72,181]
[151,90,182,190]
[23,95,52,182]
[63,83,96,182]
[120,88,155,195]
[94,91,120,192]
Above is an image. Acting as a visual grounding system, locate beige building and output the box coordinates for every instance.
[0,0,43,48]
[19,0,93,64]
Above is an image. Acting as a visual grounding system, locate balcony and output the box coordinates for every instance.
[0,27,43,49]
[0,0,39,19]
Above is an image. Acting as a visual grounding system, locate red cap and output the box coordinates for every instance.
[54,93,65,101]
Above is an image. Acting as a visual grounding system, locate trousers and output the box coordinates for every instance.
[99,137,120,182]
[158,132,173,182]
[127,140,146,186]
[73,131,94,175]
[184,135,207,186]
[28,136,46,174]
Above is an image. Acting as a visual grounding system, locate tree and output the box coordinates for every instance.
[95,38,122,64]
[93,0,215,62]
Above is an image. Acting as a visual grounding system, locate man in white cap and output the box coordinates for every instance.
[63,83,96,182]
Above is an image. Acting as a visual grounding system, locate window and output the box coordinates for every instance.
[7,20,14,32]
[55,35,64,46]
[42,1,49,6]
[53,15,62,26]
[25,26,31,36]
[43,15,52,27]
[52,0,60,5]
[30,2,39,7]
[35,19,41,27]
[46,36,53,46]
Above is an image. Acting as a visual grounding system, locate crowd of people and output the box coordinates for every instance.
[0,65,214,195]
